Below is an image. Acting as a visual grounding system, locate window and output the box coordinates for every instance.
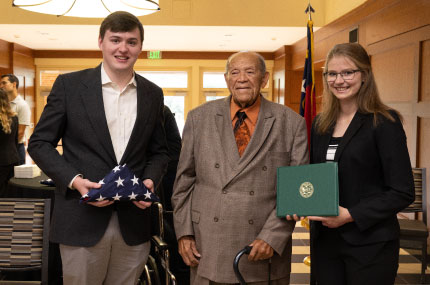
[203,72,226,88]
[202,71,229,102]
[164,93,185,136]
[137,71,188,135]
[137,71,187,88]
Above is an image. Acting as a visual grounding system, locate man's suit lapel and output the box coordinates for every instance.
[238,97,275,165]
[222,96,275,187]
[81,64,117,164]
[215,97,240,168]
[334,112,365,162]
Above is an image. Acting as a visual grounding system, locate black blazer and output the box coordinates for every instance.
[310,111,414,245]
[28,64,169,247]
[0,116,19,166]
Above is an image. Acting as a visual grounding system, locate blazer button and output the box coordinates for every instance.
[262,166,267,171]
[215,163,220,168]
[248,220,254,224]
[214,217,219,222]
[222,190,227,194]
[249,191,254,196]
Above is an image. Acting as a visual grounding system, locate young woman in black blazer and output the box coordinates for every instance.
[289,43,415,285]
[0,89,19,196]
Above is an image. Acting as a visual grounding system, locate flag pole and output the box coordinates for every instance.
[300,1,316,144]
[305,1,315,20]
[301,4,316,285]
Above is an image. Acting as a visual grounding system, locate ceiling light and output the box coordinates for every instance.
[13,0,160,18]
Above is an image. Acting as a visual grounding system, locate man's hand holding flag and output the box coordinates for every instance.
[80,164,160,206]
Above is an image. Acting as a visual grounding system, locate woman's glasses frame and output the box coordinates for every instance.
[323,70,361,83]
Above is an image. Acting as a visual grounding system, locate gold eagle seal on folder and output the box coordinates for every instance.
[299,182,314,198]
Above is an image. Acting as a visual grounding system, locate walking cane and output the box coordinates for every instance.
[233,246,271,285]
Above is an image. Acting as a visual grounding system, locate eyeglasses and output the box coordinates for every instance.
[323,70,361,82]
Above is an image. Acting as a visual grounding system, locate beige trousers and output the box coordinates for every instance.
[191,266,290,285]
[60,212,150,285]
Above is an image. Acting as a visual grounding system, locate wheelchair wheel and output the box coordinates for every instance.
[138,255,161,285]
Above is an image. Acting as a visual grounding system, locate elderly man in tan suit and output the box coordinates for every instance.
[172,51,309,284]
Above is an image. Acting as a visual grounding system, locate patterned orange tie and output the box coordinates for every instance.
[234,111,251,157]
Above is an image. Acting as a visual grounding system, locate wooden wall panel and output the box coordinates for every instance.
[0,40,10,69]
[420,39,430,102]
[367,25,430,169]
[363,0,430,46]
[402,115,417,163]
[314,71,323,114]
[371,44,415,103]
[273,52,286,105]
[12,44,35,140]
[13,51,35,77]
[290,71,303,105]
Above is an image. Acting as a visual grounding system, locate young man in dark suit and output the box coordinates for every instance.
[28,11,169,285]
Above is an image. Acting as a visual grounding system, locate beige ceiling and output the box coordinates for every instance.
[0,0,366,52]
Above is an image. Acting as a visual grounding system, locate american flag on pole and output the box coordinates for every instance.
[300,10,316,148]
[80,164,160,204]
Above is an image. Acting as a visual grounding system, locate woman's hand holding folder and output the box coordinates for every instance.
[286,206,354,228]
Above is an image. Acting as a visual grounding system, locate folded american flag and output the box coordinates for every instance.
[80,165,160,204]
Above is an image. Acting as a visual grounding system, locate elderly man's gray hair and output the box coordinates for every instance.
[225,51,267,75]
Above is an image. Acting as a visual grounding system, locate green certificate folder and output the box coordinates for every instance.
[276,162,339,217]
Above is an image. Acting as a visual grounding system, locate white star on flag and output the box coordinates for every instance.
[144,190,152,200]
[131,175,139,185]
[96,194,105,202]
[128,192,138,200]
[113,193,122,201]
[98,179,105,185]
[113,165,121,173]
[115,177,124,187]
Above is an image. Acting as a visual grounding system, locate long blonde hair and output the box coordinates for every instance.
[0,89,16,134]
[315,43,398,134]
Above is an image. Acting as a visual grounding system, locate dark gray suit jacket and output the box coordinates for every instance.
[28,64,169,246]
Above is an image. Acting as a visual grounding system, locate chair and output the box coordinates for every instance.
[399,168,428,284]
[0,198,51,285]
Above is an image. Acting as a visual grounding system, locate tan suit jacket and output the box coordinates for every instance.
[172,95,309,283]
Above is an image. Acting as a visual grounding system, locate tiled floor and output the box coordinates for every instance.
[290,222,430,285]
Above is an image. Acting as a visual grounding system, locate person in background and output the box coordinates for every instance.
[0,74,31,165]
[159,105,182,212]
[28,11,169,285]
[172,51,309,284]
[0,89,19,196]
[288,43,414,285]
[155,105,190,284]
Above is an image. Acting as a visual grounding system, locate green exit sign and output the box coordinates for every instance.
[147,51,162,59]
